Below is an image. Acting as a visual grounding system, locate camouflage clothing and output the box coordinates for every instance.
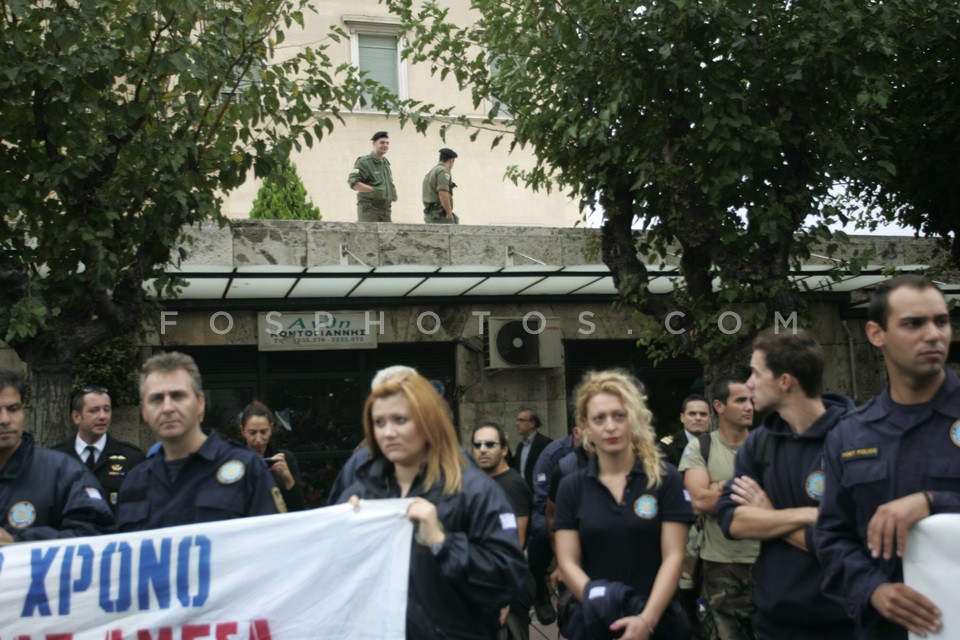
[348,152,396,221]
[422,162,457,223]
[699,560,755,640]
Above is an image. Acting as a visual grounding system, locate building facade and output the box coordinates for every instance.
[221,0,582,227]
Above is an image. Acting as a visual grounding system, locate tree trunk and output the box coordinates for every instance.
[26,360,74,446]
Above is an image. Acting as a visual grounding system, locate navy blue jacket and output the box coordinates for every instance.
[1,433,115,540]
[51,434,145,510]
[531,434,575,534]
[340,456,527,640]
[116,430,280,531]
[817,370,960,639]
[716,394,854,631]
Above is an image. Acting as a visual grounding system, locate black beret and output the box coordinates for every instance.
[371,131,389,141]
[439,147,458,159]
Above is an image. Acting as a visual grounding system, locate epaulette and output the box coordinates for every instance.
[660,435,674,445]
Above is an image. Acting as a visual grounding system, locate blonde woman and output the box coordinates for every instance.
[554,370,694,640]
[341,372,526,639]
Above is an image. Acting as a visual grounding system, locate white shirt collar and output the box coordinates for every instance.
[74,433,107,457]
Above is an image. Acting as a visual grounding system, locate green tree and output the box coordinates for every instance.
[389,0,903,377]
[0,0,391,443]
[250,161,321,220]
[846,2,960,266]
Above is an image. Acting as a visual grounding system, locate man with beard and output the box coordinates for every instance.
[472,421,533,640]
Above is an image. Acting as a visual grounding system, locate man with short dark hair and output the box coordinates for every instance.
[348,131,397,222]
[511,408,551,489]
[52,385,144,510]
[1,367,114,543]
[423,148,459,224]
[680,377,758,639]
[472,421,534,640]
[716,328,854,639]
[660,394,711,468]
[817,275,959,639]
[510,407,553,624]
[116,352,282,531]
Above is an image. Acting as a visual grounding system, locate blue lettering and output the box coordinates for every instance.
[58,545,94,615]
[138,538,172,610]
[99,542,133,613]
[21,547,59,616]
[176,536,211,608]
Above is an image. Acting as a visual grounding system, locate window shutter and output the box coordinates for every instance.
[358,34,398,94]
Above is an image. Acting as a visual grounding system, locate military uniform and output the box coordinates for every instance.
[422,162,458,224]
[2,433,115,541]
[817,369,960,640]
[52,434,145,511]
[348,153,397,222]
[116,430,282,532]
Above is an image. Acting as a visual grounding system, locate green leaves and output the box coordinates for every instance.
[0,0,379,354]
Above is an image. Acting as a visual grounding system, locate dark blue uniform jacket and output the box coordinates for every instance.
[116,430,279,532]
[531,434,575,531]
[817,369,960,639]
[1,433,115,541]
[716,394,854,631]
[339,456,527,640]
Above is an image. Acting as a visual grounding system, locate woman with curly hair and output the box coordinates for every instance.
[554,370,694,640]
[341,371,526,639]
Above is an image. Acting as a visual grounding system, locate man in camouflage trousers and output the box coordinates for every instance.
[422,147,458,224]
[680,377,759,640]
[348,131,397,222]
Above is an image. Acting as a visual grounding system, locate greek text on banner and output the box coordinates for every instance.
[0,500,412,639]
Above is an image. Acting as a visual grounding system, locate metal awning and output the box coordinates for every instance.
[145,263,932,302]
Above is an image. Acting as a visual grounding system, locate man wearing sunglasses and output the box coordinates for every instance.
[472,421,534,640]
[52,385,145,510]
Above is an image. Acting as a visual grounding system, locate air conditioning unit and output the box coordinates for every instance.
[484,317,563,369]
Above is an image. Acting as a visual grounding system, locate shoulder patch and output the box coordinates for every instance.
[499,513,518,530]
[217,460,246,484]
[8,501,37,528]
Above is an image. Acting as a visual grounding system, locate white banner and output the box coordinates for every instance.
[0,500,412,640]
[904,514,960,640]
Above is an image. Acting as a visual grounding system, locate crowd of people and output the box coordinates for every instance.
[1,274,958,640]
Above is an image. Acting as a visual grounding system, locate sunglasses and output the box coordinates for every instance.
[472,441,500,449]
[75,384,109,397]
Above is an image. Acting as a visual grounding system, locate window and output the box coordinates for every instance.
[344,16,408,108]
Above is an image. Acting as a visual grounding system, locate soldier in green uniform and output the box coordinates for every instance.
[348,131,397,222]
[422,148,459,224]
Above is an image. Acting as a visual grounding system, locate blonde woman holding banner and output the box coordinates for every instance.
[341,372,526,639]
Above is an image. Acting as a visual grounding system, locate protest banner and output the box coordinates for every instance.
[0,500,412,640]
[904,514,960,640]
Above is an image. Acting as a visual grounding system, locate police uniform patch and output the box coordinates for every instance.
[216,460,246,485]
[840,447,880,461]
[634,494,658,520]
[8,501,37,529]
[805,470,825,501]
[85,487,103,500]
[271,487,288,513]
[950,419,960,448]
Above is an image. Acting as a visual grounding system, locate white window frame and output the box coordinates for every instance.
[343,15,408,108]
